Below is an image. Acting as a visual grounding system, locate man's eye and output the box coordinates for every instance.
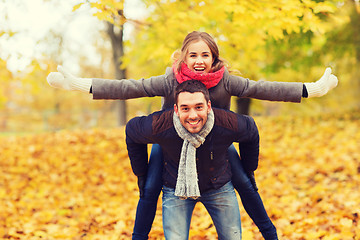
[196,106,203,110]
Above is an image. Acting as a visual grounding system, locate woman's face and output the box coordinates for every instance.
[184,40,213,74]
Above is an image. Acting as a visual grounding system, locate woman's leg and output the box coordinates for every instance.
[228,144,278,240]
[132,144,163,240]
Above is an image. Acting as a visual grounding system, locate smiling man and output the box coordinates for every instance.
[125,80,260,240]
[174,87,211,134]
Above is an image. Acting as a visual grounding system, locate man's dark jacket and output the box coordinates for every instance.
[125,108,259,194]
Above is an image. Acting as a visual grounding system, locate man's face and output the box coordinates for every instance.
[174,91,211,134]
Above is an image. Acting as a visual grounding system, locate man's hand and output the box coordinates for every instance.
[137,175,147,198]
[46,65,92,92]
[247,171,258,191]
[304,67,338,98]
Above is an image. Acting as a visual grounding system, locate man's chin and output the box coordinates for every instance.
[186,126,201,134]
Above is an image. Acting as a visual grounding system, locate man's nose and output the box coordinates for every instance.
[188,109,197,118]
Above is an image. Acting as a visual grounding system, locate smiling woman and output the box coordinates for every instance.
[173,31,224,73]
[185,40,213,73]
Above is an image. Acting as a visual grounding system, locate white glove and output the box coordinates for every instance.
[47,65,92,93]
[304,67,338,98]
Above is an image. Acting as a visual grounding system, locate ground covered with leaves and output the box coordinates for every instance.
[1,114,359,239]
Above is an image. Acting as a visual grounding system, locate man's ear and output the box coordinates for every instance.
[174,104,180,116]
[207,100,212,114]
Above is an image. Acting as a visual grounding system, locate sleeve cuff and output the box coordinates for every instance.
[71,78,92,93]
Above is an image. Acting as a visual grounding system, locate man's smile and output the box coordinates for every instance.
[187,119,201,126]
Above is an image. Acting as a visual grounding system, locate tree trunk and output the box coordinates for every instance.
[350,0,360,101]
[236,98,251,115]
[106,21,127,126]
[351,0,360,62]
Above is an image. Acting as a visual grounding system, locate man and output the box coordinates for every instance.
[125,80,260,240]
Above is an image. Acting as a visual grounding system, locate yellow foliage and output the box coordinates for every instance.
[0,59,13,108]
[77,0,126,26]
[120,0,344,78]
[1,114,359,239]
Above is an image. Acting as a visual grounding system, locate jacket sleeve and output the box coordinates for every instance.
[125,115,156,176]
[92,68,174,100]
[226,74,303,103]
[236,115,260,172]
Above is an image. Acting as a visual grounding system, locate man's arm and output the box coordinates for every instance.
[236,115,260,172]
[125,115,155,177]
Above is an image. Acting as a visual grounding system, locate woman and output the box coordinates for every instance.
[47,31,338,240]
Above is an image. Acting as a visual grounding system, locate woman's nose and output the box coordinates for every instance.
[195,57,204,63]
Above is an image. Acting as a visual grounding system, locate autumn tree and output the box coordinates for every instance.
[0,59,13,130]
[323,0,360,101]
[264,0,360,113]
[121,0,342,114]
[70,0,349,117]
[73,0,131,126]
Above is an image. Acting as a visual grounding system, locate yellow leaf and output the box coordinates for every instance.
[339,217,353,228]
[313,3,336,14]
[72,3,84,12]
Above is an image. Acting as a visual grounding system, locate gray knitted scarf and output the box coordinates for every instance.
[173,109,215,199]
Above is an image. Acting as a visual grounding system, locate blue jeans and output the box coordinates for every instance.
[132,144,278,240]
[132,144,163,240]
[162,182,241,240]
[228,144,278,239]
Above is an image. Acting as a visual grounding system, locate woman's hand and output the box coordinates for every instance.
[304,67,338,98]
[47,65,92,92]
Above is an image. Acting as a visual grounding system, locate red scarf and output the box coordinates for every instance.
[173,62,225,89]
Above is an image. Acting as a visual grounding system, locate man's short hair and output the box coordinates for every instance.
[174,80,210,105]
